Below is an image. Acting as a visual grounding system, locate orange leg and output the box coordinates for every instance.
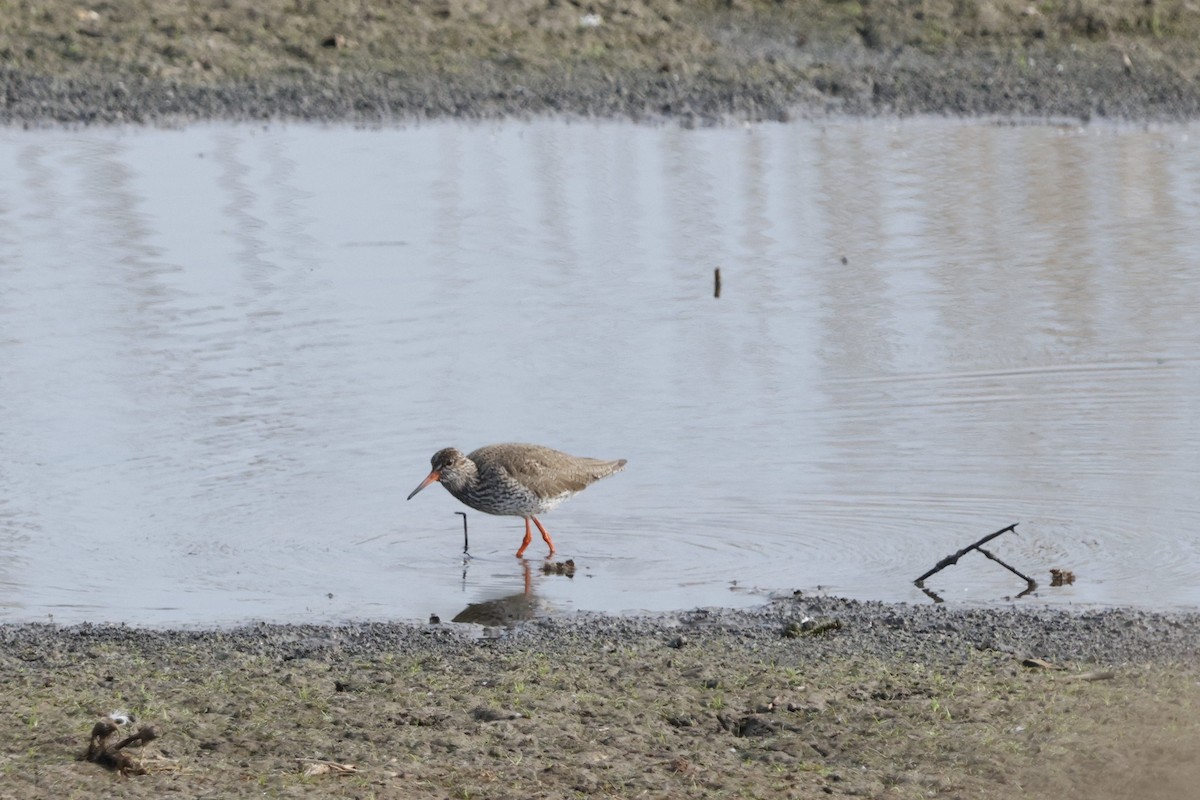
[532,516,556,556]
[515,518,534,558]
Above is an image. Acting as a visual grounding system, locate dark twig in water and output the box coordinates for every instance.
[714,267,721,298]
[915,523,1034,601]
[455,511,469,554]
[977,545,1038,597]
[914,523,1018,583]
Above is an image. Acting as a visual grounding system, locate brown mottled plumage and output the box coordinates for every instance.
[407,443,627,557]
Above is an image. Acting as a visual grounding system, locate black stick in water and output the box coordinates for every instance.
[455,511,469,554]
[915,523,1034,600]
[976,545,1035,582]
[714,268,721,298]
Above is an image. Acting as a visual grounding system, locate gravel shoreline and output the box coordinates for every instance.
[5,46,1199,127]
[6,596,1200,665]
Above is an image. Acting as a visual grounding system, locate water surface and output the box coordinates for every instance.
[1,119,1197,625]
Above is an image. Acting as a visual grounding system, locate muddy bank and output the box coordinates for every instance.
[2,0,1200,124]
[4,597,1200,798]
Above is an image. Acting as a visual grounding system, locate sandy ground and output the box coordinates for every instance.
[4,2,1200,797]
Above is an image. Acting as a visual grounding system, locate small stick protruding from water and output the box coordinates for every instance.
[977,545,1037,587]
[714,268,721,298]
[915,523,1034,601]
[455,511,469,554]
[915,523,1019,585]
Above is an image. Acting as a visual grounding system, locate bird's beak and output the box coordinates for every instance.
[406,470,441,500]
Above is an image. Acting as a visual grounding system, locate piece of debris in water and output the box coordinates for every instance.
[1049,568,1076,586]
[541,559,576,577]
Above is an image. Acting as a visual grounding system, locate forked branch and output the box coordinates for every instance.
[915,523,1035,601]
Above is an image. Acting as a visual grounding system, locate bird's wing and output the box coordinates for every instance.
[475,444,597,499]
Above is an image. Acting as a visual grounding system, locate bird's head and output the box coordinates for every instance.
[407,447,469,500]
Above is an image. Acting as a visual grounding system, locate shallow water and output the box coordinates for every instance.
[1,118,1197,626]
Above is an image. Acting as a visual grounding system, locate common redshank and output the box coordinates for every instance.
[406,443,627,557]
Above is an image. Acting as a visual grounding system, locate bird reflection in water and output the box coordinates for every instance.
[452,557,577,627]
